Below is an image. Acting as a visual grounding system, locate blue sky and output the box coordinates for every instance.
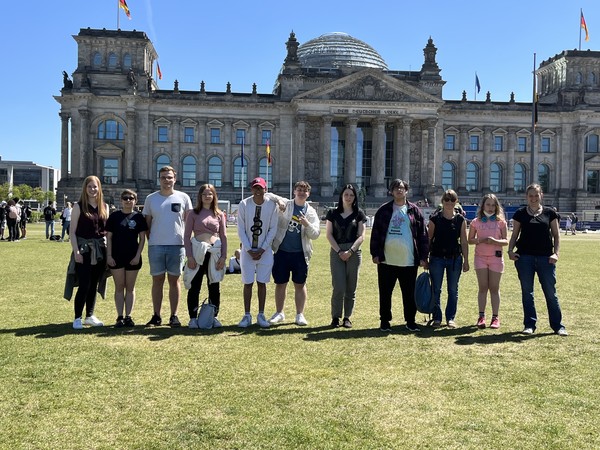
[0,1,597,169]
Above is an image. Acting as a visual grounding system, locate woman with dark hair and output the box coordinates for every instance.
[106,189,148,327]
[325,185,367,328]
[183,184,227,328]
[6,199,19,241]
[69,175,109,329]
[508,183,567,336]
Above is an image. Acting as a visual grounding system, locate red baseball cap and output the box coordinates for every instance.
[250,177,267,189]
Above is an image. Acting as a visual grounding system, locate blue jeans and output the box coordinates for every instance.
[429,255,463,322]
[515,255,564,332]
[45,220,55,239]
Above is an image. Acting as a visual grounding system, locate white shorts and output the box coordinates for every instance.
[240,248,274,284]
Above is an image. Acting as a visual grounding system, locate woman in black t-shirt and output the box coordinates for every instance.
[325,185,366,328]
[106,189,148,327]
[508,183,567,336]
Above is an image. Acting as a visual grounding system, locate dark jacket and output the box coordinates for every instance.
[369,200,429,266]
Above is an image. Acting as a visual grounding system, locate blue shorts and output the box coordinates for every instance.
[148,245,184,276]
[272,250,308,285]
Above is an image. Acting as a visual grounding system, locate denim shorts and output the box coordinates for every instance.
[272,250,308,284]
[148,245,185,276]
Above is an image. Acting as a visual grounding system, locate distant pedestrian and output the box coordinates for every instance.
[43,201,57,239]
[60,202,73,241]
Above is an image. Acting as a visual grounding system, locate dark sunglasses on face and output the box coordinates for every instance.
[122,197,135,201]
[443,198,457,203]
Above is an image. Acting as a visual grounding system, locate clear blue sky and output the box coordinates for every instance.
[0,0,597,169]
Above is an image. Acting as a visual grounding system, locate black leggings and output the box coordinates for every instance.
[187,252,221,318]
[74,251,106,319]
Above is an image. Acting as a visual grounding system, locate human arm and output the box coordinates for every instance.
[216,212,228,271]
[106,231,116,267]
[301,206,321,240]
[467,220,478,245]
[131,231,146,266]
[184,212,197,269]
[69,204,83,263]
[460,218,469,272]
[549,218,560,264]
[508,220,521,260]
[236,201,253,250]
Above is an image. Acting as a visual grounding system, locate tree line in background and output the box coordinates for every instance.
[0,183,56,207]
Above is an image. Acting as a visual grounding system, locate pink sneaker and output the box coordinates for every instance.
[490,316,500,329]
[476,316,486,329]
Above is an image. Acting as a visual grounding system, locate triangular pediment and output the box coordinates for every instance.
[585,154,600,166]
[94,142,123,155]
[293,69,443,104]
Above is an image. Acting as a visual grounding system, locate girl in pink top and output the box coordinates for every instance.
[184,184,227,328]
[468,194,508,329]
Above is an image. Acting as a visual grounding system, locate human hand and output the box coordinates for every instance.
[187,257,197,270]
[549,253,559,264]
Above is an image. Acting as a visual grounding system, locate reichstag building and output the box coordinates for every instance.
[55,28,600,211]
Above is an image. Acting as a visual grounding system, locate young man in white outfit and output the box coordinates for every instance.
[266,181,321,326]
[143,166,193,328]
[237,177,279,328]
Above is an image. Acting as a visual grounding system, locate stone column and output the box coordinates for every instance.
[574,126,586,190]
[79,109,91,177]
[345,117,358,184]
[458,125,468,192]
[223,119,232,187]
[401,118,412,181]
[172,116,181,174]
[553,128,562,192]
[125,111,136,180]
[321,115,333,197]
[372,118,387,197]
[249,120,258,184]
[426,118,437,188]
[482,126,492,191]
[297,115,306,182]
[197,118,206,182]
[506,127,517,193]
[60,112,70,178]
[530,129,538,186]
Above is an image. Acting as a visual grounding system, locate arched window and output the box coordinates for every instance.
[538,163,550,193]
[108,53,118,70]
[156,155,171,184]
[490,162,503,192]
[466,162,479,191]
[586,134,599,153]
[123,53,132,70]
[233,156,248,188]
[589,72,597,85]
[514,163,527,193]
[92,52,102,68]
[181,155,196,187]
[97,120,124,140]
[208,156,222,187]
[441,162,455,190]
[576,72,583,84]
[259,158,273,189]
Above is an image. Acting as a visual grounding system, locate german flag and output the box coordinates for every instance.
[119,0,131,20]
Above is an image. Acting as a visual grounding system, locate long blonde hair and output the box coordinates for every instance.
[79,175,108,220]
[193,184,221,217]
[476,193,505,221]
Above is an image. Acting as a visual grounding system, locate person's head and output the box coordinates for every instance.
[7,199,15,207]
[66,201,72,208]
[293,180,311,204]
[48,201,53,207]
[336,184,358,213]
[250,177,267,200]
[440,189,458,209]
[79,175,108,219]
[194,184,220,216]
[389,179,409,204]
[120,189,137,211]
[158,166,176,191]
[525,183,543,206]
[477,193,505,221]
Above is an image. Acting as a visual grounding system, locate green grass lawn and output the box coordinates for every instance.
[1,223,599,449]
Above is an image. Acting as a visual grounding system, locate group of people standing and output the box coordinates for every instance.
[0,199,31,241]
[64,169,567,337]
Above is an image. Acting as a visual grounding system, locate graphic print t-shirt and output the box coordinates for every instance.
[384,204,414,267]
[279,203,306,253]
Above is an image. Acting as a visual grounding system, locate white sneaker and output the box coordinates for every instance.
[188,318,198,329]
[213,317,223,328]
[522,327,534,335]
[238,314,252,328]
[84,315,104,327]
[269,312,285,324]
[257,313,270,328]
[295,313,308,326]
[73,318,83,330]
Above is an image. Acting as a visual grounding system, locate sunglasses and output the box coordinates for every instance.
[122,196,135,201]
[443,198,457,203]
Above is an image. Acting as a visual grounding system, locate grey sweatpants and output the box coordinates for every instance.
[330,242,362,319]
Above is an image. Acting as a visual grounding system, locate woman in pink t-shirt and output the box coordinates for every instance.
[468,194,508,329]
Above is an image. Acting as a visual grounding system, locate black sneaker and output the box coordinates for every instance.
[123,316,135,327]
[169,315,181,328]
[342,318,353,329]
[406,323,421,332]
[146,314,162,327]
[331,318,340,328]
[115,316,124,328]
[380,320,392,332]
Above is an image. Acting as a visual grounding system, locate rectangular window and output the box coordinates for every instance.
[540,137,550,153]
[470,135,480,151]
[444,134,455,150]
[102,158,118,184]
[236,129,246,145]
[518,136,527,152]
[587,134,599,153]
[261,129,271,145]
[587,170,599,194]
[184,127,194,143]
[210,128,221,144]
[157,126,168,142]
[494,135,504,151]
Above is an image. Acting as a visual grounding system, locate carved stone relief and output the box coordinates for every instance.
[330,75,409,101]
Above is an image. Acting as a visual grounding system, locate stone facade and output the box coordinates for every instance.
[55,29,600,211]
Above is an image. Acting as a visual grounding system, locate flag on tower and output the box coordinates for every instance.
[119,0,131,19]
[475,74,481,93]
[581,10,590,42]
[157,62,162,80]
[266,140,271,165]
[241,137,245,167]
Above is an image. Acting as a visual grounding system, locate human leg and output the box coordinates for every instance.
[444,256,463,322]
[488,270,502,316]
[536,256,565,332]
[429,256,445,322]
[515,255,538,331]
[330,249,346,320]
[187,267,204,318]
[398,265,418,326]
[167,274,181,316]
[377,263,398,323]
[344,250,362,319]
[111,267,126,317]
[257,282,267,312]
[124,269,139,317]
[243,283,253,313]
[476,268,490,315]
[294,282,307,315]
[275,283,287,313]
[45,221,51,239]
[84,260,105,318]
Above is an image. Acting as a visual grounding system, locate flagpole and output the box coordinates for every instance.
[530,53,537,185]
[580,9,583,50]
[241,137,244,202]
[117,0,120,29]
[266,146,269,193]
[474,72,477,101]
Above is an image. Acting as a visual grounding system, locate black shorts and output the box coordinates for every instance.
[272,250,308,284]
[109,256,142,271]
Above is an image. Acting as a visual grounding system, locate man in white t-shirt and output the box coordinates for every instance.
[236,177,278,328]
[143,166,193,327]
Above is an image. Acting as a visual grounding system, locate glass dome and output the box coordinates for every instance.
[297,32,388,70]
